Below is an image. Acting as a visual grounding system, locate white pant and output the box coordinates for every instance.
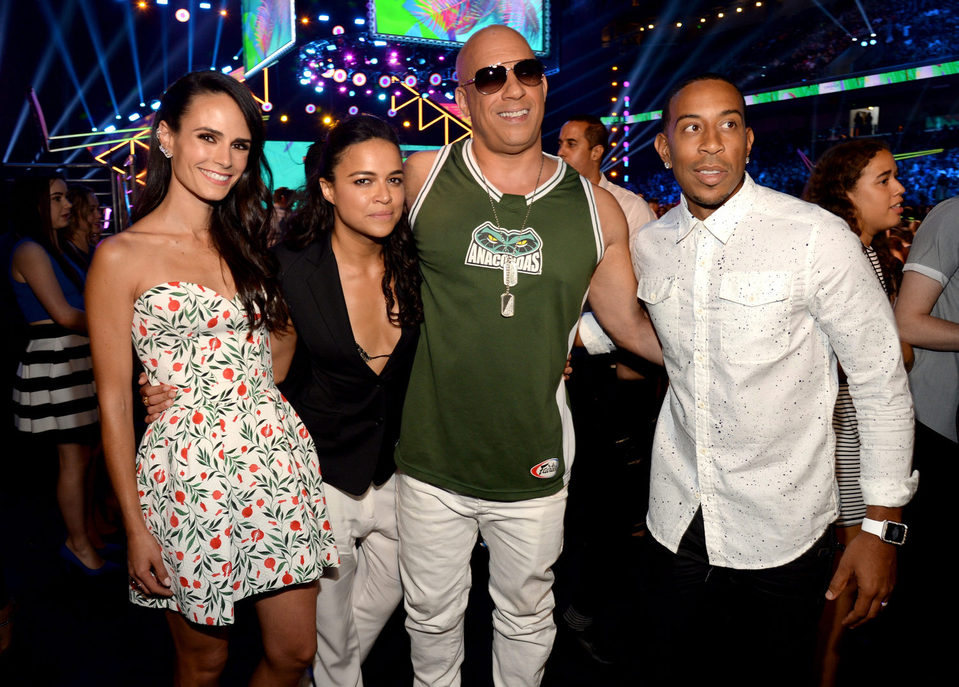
[313,476,403,687]
[396,474,567,687]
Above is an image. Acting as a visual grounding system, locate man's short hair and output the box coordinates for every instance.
[566,114,609,155]
[660,74,746,131]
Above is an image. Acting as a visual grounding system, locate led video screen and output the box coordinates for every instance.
[242,0,296,78]
[370,0,549,55]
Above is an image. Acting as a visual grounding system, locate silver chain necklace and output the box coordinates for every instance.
[478,154,545,318]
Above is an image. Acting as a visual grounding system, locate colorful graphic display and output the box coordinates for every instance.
[242,0,296,78]
[371,0,549,55]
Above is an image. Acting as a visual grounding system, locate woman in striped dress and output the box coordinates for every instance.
[804,139,908,687]
[9,174,105,573]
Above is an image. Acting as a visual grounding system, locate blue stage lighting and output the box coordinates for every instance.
[378,93,386,101]
[354,18,365,25]
[157,0,168,4]
[199,2,211,9]
[222,65,232,73]
[128,113,141,121]
[104,125,116,133]
[318,14,330,21]
[373,40,387,47]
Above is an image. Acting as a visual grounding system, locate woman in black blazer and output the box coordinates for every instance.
[273,115,422,686]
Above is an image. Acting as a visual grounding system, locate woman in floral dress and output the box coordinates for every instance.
[86,71,337,686]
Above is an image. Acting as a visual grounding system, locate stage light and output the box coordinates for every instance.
[305,104,316,114]
[280,115,288,123]
[388,109,397,117]
[612,66,619,71]
[157,0,168,5]
[349,106,359,115]
[647,24,654,29]
[429,73,442,86]
[756,1,763,6]
[871,32,877,37]
[222,65,232,73]
[611,97,618,101]
[262,102,273,112]
[379,75,392,88]
[403,121,411,128]
[140,101,146,107]
[870,39,876,45]
[352,72,367,86]
[737,7,743,12]
[624,81,630,87]
[378,93,386,101]
[861,41,867,47]
[137,1,146,8]
[301,17,309,25]
[701,17,706,22]
[332,25,345,35]
[314,85,324,93]
[354,18,365,25]
[373,40,387,47]
[104,125,116,133]
[612,81,618,86]
[318,14,329,21]
[150,100,161,110]
[333,69,348,83]
[323,116,332,125]
[718,12,724,18]
[175,9,190,22]
[404,74,418,87]
[676,22,682,27]
[199,2,211,9]
[349,90,356,96]
[128,113,141,121]
[220,10,227,16]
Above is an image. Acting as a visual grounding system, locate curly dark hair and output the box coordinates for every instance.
[284,115,423,326]
[803,139,900,293]
[133,70,287,333]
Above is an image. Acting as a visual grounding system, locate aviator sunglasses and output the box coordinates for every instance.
[462,58,545,95]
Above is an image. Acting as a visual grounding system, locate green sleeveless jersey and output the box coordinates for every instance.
[395,139,603,501]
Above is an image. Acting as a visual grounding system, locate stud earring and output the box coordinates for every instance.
[745,156,750,164]
[664,161,671,170]
[159,144,172,159]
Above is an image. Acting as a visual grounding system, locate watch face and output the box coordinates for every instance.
[884,522,908,544]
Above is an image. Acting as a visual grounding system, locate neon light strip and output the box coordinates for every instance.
[894,148,944,161]
[602,60,959,126]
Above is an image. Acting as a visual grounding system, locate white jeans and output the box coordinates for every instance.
[313,476,402,687]
[396,474,567,687]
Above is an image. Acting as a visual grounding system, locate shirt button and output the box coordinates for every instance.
[697,400,705,409]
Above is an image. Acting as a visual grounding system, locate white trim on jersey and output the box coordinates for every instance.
[409,144,454,227]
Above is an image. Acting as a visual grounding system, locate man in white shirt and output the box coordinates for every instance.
[630,74,917,685]
[558,115,655,239]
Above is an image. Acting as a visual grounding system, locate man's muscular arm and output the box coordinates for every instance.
[587,187,663,366]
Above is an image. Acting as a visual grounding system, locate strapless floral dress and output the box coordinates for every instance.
[131,282,337,625]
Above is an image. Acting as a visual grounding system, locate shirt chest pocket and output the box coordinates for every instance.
[719,271,791,364]
[637,276,679,343]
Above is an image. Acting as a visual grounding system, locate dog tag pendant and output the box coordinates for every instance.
[502,256,517,287]
[501,292,515,318]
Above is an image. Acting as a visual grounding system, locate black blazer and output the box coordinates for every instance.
[275,235,418,495]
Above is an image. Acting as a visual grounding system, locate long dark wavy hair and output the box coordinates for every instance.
[284,115,423,326]
[803,139,900,293]
[12,173,85,289]
[134,70,287,332]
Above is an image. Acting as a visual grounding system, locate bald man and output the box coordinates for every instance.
[394,25,660,686]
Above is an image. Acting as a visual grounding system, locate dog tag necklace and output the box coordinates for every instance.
[479,154,544,318]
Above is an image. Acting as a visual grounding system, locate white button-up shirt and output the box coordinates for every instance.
[630,174,917,569]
